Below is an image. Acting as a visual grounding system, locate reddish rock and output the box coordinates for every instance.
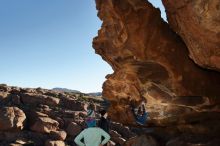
[50,130,67,141]
[0,107,26,131]
[54,117,65,129]
[60,96,85,111]
[30,112,59,133]
[20,93,60,106]
[171,96,206,106]
[66,122,82,137]
[93,0,220,124]
[162,0,220,71]
[45,140,65,146]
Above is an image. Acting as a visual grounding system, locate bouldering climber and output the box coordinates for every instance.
[130,98,148,125]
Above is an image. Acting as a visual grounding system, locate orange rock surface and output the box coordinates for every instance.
[93,0,220,124]
[162,0,220,71]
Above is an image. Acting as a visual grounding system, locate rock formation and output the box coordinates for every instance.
[0,84,136,145]
[93,0,220,145]
[162,0,220,71]
[93,0,220,123]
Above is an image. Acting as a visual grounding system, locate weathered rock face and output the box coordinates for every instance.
[162,0,220,71]
[93,0,220,124]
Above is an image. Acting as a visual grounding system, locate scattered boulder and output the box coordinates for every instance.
[20,93,60,106]
[0,107,26,131]
[66,122,82,137]
[45,140,65,146]
[60,96,85,111]
[50,130,67,141]
[30,112,59,133]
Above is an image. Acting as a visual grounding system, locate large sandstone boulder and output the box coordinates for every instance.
[20,93,60,106]
[30,112,59,133]
[162,0,220,71]
[60,96,85,111]
[0,107,26,131]
[93,0,220,124]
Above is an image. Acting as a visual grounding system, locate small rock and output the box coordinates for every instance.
[110,130,121,138]
[50,130,67,141]
[45,140,65,146]
[112,137,126,146]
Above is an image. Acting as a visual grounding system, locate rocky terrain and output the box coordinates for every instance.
[0,84,143,146]
[92,0,220,145]
[2,84,219,146]
[1,0,220,145]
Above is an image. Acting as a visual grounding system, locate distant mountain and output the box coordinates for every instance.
[52,87,81,93]
[87,92,102,96]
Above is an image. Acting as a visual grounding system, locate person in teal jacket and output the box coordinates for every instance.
[74,125,110,146]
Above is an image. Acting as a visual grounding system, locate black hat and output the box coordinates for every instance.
[100,109,107,116]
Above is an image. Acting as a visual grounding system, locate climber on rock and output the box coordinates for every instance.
[130,97,148,125]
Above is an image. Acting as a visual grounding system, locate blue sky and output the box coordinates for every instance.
[0,0,166,93]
